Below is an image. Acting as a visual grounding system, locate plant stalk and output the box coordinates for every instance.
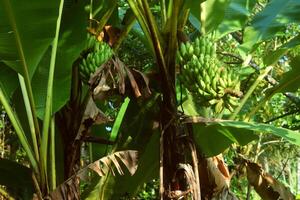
[41,0,64,192]
[0,88,38,174]
[3,0,41,153]
[18,74,40,162]
[50,116,56,190]
[230,66,272,120]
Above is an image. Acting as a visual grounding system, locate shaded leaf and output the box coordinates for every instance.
[0,62,18,98]
[75,97,112,141]
[84,97,160,200]
[0,0,59,77]
[32,0,88,118]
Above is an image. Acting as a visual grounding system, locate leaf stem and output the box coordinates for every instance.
[18,74,40,162]
[0,88,38,174]
[41,0,64,191]
[3,0,41,155]
[229,66,272,120]
[50,116,56,190]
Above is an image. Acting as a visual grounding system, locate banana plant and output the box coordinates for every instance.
[1,0,300,199]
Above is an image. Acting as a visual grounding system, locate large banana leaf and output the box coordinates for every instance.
[241,0,300,53]
[209,120,300,146]
[216,0,257,38]
[31,1,88,118]
[0,63,18,98]
[0,0,59,77]
[193,123,258,157]
[199,0,231,34]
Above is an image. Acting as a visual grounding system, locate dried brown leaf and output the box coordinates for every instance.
[124,66,142,98]
[109,155,124,175]
[246,161,295,200]
[47,151,138,200]
[115,150,139,175]
[176,163,198,200]
[112,58,126,94]
[131,68,152,96]
[88,162,105,176]
[75,98,112,141]
[206,155,230,194]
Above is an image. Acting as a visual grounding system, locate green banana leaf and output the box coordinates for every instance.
[0,0,59,77]
[207,120,300,146]
[31,1,88,118]
[199,0,231,34]
[216,0,257,39]
[0,63,18,98]
[241,0,300,53]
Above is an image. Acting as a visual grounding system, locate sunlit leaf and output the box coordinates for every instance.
[209,120,300,146]
[200,0,231,34]
[216,0,256,38]
[241,0,300,53]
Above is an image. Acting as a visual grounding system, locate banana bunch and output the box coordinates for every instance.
[177,36,242,113]
[79,35,113,83]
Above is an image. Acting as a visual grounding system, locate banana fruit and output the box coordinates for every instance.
[177,35,242,113]
[79,34,113,83]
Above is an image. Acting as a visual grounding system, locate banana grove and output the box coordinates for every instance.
[0,0,300,199]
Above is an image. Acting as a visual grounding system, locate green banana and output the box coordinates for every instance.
[177,34,242,113]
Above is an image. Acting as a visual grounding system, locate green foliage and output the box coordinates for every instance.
[200,0,231,34]
[0,0,59,77]
[1,0,300,199]
[241,0,300,53]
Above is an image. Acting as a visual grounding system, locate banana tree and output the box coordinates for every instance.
[0,0,139,198]
[1,0,300,199]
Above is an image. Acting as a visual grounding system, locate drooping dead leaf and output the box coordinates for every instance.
[45,177,80,200]
[75,98,112,141]
[131,68,152,96]
[245,160,295,200]
[115,150,139,176]
[89,56,152,101]
[171,163,198,200]
[47,150,138,200]
[198,154,237,199]
[206,154,230,194]
[124,66,142,98]
[112,58,126,94]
